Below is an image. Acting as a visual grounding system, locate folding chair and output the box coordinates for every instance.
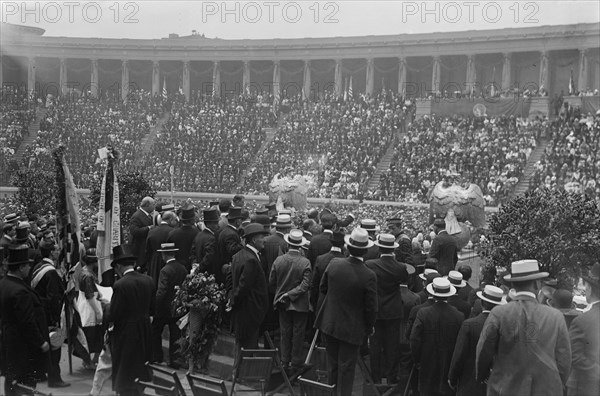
[135,379,178,396]
[10,381,53,396]
[145,362,187,396]
[312,346,329,383]
[298,377,336,396]
[186,372,228,396]
[230,348,276,396]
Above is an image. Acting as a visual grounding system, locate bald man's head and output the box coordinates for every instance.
[141,197,155,211]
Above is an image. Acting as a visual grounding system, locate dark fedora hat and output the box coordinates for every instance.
[111,244,137,267]
[7,245,33,267]
[252,214,271,229]
[203,208,220,223]
[180,203,196,221]
[243,223,270,240]
[255,208,269,216]
[227,206,243,219]
[583,263,600,286]
[15,226,29,243]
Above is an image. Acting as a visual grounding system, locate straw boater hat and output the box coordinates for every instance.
[284,229,307,247]
[359,219,377,233]
[275,214,293,228]
[504,259,549,282]
[419,268,440,281]
[157,242,179,252]
[426,277,456,298]
[160,203,175,213]
[476,285,507,305]
[374,233,399,249]
[447,270,467,288]
[344,228,374,249]
[3,213,18,224]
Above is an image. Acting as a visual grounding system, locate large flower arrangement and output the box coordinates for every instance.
[173,270,226,370]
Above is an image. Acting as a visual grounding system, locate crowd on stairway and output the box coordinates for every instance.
[529,109,600,198]
[375,114,543,206]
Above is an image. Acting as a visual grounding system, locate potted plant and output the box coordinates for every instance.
[173,270,226,372]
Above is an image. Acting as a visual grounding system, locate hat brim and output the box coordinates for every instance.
[7,259,34,266]
[446,278,467,288]
[111,255,137,267]
[344,235,374,249]
[374,241,399,249]
[284,234,307,247]
[245,230,271,239]
[157,248,179,252]
[476,290,507,305]
[426,283,456,297]
[504,271,549,282]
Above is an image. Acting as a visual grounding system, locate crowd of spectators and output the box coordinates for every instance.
[374,114,541,206]
[141,92,276,193]
[529,109,600,198]
[242,90,411,199]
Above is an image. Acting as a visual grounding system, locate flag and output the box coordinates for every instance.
[178,79,183,95]
[343,77,348,102]
[568,69,575,95]
[96,146,121,284]
[162,77,167,99]
[348,75,353,99]
[53,146,84,272]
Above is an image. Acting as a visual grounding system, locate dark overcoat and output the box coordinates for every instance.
[155,259,188,319]
[410,301,464,395]
[129,208,153,269]
[108,271,155,394]
[218,225,243,267]
[231,247,269,339]
[567,303,599,396]
[428,231,458,275]
[315,256,378,346]
[310,250,344,312]
[365,255,409,320]
[145,223,173,286]
[0,275,49,383]
[307,231,332,267]
[167,224,199,271]
[192,229,219,278]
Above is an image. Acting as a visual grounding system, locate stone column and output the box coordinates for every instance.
[398,57,406,95]
[152,60,160,96]
[27,57,36,95]
[501,52,512,91]
[59,58,67,96]
[365,58,374,96]
[431,56,441,95]
[303,60,311,101]
[212,61,220,97]
[539,51,549,92]
[242,60,250,95]
[90,59,99,98]
[466,54,476,95]
[334,59,343,97]
[121,59,129,102]
[578,48,588,92]
[272,60,280,104]
[182,61,190,102]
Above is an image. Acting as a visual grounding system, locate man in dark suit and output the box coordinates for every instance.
[359,219,380,261]
[310,230,345,313]
[167,203,199,272]
[307,213,335,267]
[398,267,419,394]
[0,246,50,396]
[218,206,244,271]
[263,214,291,275]
[151,243,188,368]
[447,271,472,319]
[30,240,69,388]
[386,218,414,265]
[567,263,600,396]
[366,233,409,384]
[145,211,177,287]
[315,228,378,396]
[449,285,505,396]
[410,277,464,396]
[457,265,474,302]
[230,224,270,356]
[128,196,155,272]
[106,244,155,396]
[428,218,458,276]
[192,208,220,278]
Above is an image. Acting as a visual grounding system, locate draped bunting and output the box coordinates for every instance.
[398,58,407,95]
[250,62,274,75]
[310,60,335,75]
[220,64,243,76]
[431,97,532,117]
[280,62,304,75]
[405,58,433,72]
[189,62,214,76]
[66,62,91,74]
[272,61,280,107]
[97,61,122,75]
[581,96,600,114]
[341,63,367,74]
[373,61,399,75]
[127,62,153,75]
[334,60,343,97]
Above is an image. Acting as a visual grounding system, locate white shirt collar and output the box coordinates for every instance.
[330,247,342,253]
[482,310,491,314]
[323,229,333,235]
[123,268,135,275]
[350,255,363,262]
[514,291,537,299]
[204,227,214,235]
[246,244,260,257]
[166,258,176,263]
[380,253,394,257]
[140,207,150,217]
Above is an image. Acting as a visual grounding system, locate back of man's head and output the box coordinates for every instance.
[320,213,336,230]
[219,198,232,213]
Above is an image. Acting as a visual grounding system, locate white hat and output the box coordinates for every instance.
[426,277,456,298]
[284,229,307,247]
[477,285,507,305]
[446,271,467,288]
[374,233,399,249]
[344,228,374,249]
[157,242,179,252]
[419,268,439,281]
[504,259,549,282]
[359,219,377,232]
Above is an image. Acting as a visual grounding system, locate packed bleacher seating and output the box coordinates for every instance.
[529,109,600,199]
[374,114,542,206]
[242,91,410,199]
[141,92,276,193]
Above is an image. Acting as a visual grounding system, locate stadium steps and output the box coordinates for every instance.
[13,106,47,166]
[365,131,406,192]
[237,126,278,190]
[136,112,171,165]
[510,138,549,198]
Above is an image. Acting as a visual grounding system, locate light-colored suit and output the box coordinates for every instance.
[476,293,571,396]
